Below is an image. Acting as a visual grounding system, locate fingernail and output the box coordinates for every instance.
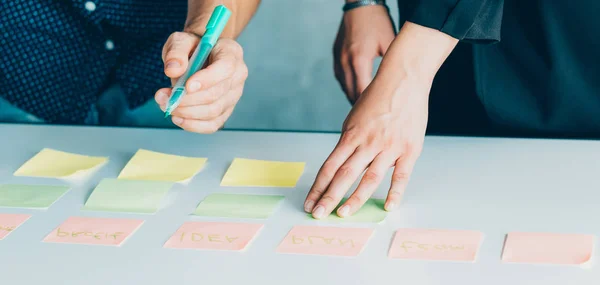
[312,206,325,219]
[172,116,183,125]
[156,91,168,104]
[166,61,180,70]
[188,81,201,92]
[385,202,396,212]
[337,205,349,217]
[304,200,315,212]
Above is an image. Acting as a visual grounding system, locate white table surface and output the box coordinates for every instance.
[1,123,599,285]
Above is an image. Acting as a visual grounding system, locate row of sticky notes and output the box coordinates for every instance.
[0,182,387,222]
[13,148,305,187]
[0,214,593,266]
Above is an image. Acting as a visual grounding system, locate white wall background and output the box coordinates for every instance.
[227,0,400,132]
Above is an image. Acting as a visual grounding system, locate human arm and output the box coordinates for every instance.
[155,0,261,133]
[307,0,504,218]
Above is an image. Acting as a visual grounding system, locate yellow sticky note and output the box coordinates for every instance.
[14,148,108,178]
[221,158,305,187]
[117,149,207,183]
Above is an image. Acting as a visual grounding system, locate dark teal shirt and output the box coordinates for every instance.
[402,0,600,137]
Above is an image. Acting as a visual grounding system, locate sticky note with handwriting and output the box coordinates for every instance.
[14,148,107,178]
[83,179,173,214]
[193,193,284,219]
[117,149,207,183]
[0,184,70,209]
[388,229,483,262]
[43,217,144,246]
[0,214,31,240]
[221,158,305,187]
[276,226,373,257]
[502,232,594,266]
[164,222,263,251]
[309,198,387,223]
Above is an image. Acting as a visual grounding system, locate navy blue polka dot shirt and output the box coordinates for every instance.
[0,0,187,123]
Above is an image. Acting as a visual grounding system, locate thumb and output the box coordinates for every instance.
[162,32,200,79]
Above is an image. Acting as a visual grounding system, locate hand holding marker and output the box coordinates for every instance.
[164,5,232,117]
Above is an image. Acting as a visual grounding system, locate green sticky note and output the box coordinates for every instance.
[0,184,70,209]
[308,198,387,223]
[193,193,285,219]
[83,179,173,214]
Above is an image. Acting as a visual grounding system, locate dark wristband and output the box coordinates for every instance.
[343,0,387,12]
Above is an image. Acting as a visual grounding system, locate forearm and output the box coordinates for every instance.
[374,21,458,88]
[185,0,261,38]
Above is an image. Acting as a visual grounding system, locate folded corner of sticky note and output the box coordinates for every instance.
[83,178,173,214]
[220,158,305,187]
[117,149,207,183]
[192,193,285,219]
[14,148,108,178]
[502,232,595,266]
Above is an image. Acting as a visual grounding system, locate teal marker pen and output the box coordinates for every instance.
[164,5,232,117]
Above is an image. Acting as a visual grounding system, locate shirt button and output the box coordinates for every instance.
[84,1,96,12]
[105,40,115,51]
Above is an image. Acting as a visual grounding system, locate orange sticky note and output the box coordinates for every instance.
[43,217,143,246]
[164,222,263,251]
[502,232,595,265]
[0,214,31,240]
[276,226,373,257]
[388,229,483,262]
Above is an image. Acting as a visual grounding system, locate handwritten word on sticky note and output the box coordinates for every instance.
[221,158,305,187]
[83,179,173,214]
[164,222,263,251]
[117,149,207,183]
[309,198,387,223]
[388,229,483,262]
[502,232,595,265]
[0,184,70,209]
[193,194,284,219]
[277,226,373,257]
[43,217,143,246]
[0,214,31,240]
[14,148,107,178]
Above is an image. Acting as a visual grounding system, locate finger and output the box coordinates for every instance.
[155,88,172,106]
[304,135,359,213]
[171,106,233,134]
[350,56,373,96]
[340,56,357,103]
[311,148,376,219]
[385,150,420,211]
[185,41,239,93]
[178,72,246,107]
[163,32,200,79]
[337,152,394,217]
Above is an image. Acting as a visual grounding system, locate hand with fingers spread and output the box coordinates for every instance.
[155,32,248,133]
[306,22,459,219]
[333,4,395,104]
[304,75,430,219]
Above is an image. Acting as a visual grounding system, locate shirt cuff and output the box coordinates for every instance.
[408,0,504,44]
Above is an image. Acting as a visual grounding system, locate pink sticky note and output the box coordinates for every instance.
[388,228,483,262]
[0,214,31,240]
[43,217,144,246]
[276,226,373,257]
[502,232,595,265]
[164,222,263,251]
